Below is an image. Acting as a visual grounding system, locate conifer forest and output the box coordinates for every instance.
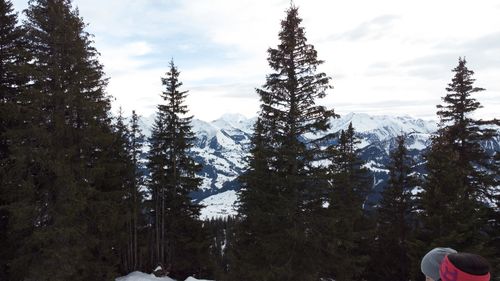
[0,1,499,280]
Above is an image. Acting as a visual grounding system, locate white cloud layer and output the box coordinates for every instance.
[11,0,500,121]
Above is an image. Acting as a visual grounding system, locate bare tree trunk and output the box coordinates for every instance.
[129,212,133,272]
[161,186,165,265]
[155,187,160,265]
[133,186,138,270]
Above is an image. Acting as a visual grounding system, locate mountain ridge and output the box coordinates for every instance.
[139,113,450,219]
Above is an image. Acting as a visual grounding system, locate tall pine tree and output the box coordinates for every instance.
[0,1,28,278]
[1,0,127,279]
[370,135,418,281]
[487,151,500,276]
[233,5,336,281]
[419,58,499,265]
[324,123,371,281]
[127,110,146,272]
[0,0,26,162]
[147,60,207,279]
[112,108,145,274]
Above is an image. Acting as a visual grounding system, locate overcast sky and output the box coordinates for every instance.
[11,0,500,121]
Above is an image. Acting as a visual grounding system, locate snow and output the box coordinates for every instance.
[329,113,437,142]
[192,119,218,141]
[187,112,439,219]
[116,272,214,281]
[212,113,256,135]
[214,174,234,189]
[199,190,238,220]
[139,112,498,220]
[363,160,389,174]
[185,278,214,281]
[411,186,424,195]
[408,140,427,150]
[115,271,175,281]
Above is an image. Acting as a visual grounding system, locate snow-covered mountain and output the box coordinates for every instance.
[140,113,255,219]
[139,112,498,220]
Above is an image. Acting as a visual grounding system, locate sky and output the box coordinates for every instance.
[10,0,500,121]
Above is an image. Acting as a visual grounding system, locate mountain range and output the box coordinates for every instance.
[139,113,499,220]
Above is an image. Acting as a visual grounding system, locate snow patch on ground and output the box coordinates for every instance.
[185,277,214,281]
[115,271,175,281]
[116,272,214,281]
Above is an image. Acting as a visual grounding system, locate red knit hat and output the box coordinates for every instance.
[440,255,490,281]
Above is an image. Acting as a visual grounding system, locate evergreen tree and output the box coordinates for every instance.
[324,123,371,281]
[0,1,28,278]
[146,60,207,279]
[115,109,148,273]
[233,5,336,281]
[206,216,236,280]
[370,135,417,281]
[114,109,146,273]
[419,58,499,263]
[112,109,136,274]
[487,151,500,277]
[1,0,126,279]
[0,0,26,162]
[128,110,146,271]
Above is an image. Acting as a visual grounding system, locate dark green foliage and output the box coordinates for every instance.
[0,1,28,278]
[324,123,372,281]
[233,5,336,281]
[370,135,418,281]
[0,0,26,161]
[0,0,128,279]
[115,109,146,273]
[206,216,236,280]
[486,152,500,277]
[146,60,208,279]
[128,110,146,271]
[418,58,499,272]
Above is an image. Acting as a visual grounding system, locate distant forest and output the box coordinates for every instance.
[0,0,498,280]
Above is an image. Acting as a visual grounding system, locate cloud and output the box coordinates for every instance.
[9,0,500,121]
[332,99,439,121]
[190,83,257,99]
[330,15,400,41]
[399,31,500,80]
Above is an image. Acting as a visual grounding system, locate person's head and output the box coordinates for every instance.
[421,247,458,281]
[440,253,490,281]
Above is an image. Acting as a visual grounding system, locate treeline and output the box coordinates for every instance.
[0,0,210,280]
[0,1,498,281]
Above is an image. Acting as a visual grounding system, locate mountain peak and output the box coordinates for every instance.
[330,112,437,137]
[218,113,249,122]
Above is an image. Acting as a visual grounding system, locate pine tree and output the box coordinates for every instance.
[324,123,371,281]
[207,216,236,280]
[0,0,26,162]
[128,110,146,271]
[147,60,207,279]
[419,58,499,261]
[113,108,136,274]
[486,151,500,277]
[116,109,146,273]
[1,0,126,279]
[0,1,28,278]
[370,135,417,281]
[233,5,336,281]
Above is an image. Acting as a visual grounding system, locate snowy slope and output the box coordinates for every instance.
[199,190,238,220]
